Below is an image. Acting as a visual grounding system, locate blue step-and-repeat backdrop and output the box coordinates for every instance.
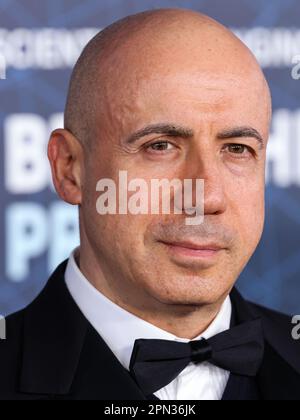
[0,0,299,316]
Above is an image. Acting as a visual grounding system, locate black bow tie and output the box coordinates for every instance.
[129,319,264,396]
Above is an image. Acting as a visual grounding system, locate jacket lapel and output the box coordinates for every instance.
[19,261,146,400]
[230,288,300,400]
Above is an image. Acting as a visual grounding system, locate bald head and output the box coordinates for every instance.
[64,8,271,148]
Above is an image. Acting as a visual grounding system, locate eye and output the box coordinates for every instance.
[145,140,175,152]
[224,143,253,157]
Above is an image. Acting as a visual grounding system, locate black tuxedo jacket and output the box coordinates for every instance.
[1,260,300,400]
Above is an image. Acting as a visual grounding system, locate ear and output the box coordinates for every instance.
[48,129,83,205]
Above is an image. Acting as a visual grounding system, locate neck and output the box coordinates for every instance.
[78,245,227,340]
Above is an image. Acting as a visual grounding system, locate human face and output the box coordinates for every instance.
[80,39,270,308]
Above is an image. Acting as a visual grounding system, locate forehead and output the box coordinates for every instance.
[135,71,263,111]
[93,23,271,140]
[101,67,270,142]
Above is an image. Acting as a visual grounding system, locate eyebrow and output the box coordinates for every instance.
[217,127,264,148]
[125,123,194,144]
[125,123,264,148]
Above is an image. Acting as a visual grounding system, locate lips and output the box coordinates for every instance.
[159,240,224,251]
[158,239,226,261]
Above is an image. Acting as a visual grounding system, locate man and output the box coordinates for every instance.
[1,8,299,400]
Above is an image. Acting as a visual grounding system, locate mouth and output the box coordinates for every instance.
[158,240,226,259]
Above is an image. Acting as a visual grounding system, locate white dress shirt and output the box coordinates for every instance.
[65,248,232,400]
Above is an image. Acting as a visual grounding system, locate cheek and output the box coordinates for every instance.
[229,180,265,248]
[93,213,151,256]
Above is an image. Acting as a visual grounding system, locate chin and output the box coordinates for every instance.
[147,275,231,307]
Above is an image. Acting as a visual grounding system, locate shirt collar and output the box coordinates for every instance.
[65,248,232,371]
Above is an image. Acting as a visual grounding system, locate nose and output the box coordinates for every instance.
[182,148,228,216]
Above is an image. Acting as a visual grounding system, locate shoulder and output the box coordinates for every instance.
[232,288,296,340]
[246,300,300,373]
[250,301,294,327]
[0,260,69,399]
[0,308,24,353]
[232,287,300,378]
[0,259,69,367]
[0,309,25,398]
[247,299,297,342]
